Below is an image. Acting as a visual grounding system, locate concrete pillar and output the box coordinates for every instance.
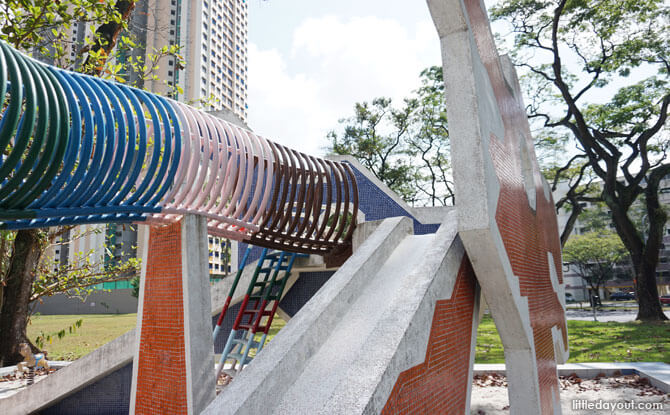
[130,215,215,414]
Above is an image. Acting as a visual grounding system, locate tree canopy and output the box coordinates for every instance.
[328,66,454,206]
[563,231,630,296]
[491,0,669,320]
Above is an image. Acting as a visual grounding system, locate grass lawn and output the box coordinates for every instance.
[27,313,287,361]
[246,317,286,358]
[28,313,669,364]
[475,314,670,363]
[27,314,137,361]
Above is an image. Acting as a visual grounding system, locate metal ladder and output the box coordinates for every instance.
[215,249,300,379]
[212,246,252,343]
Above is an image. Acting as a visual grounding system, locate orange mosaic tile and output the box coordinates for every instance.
[381,256,478,414]
[134,222,188,414]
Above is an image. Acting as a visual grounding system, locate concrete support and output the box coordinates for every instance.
[427,0,568,414]
[130,215,215,414]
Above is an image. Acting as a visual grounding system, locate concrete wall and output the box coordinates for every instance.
[278,271,336,318]
[34,289,138,315]
[41,363,132,415]
[4,329,135,415]
[130,215,215,415]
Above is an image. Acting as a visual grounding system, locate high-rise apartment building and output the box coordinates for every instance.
[141,0,249,120]
[45,0,249,119]
[36,1,248,302]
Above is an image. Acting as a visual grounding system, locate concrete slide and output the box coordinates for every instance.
[203,212,476,414]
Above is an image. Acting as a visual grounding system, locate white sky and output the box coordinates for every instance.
[246,0,443,156]
[244,0,658,160]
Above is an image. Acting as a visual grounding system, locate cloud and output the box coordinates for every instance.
[247,15,441,156]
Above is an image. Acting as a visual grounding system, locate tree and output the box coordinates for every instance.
[491,0,669,321]
[80,0,137,75]
[0,0,174,365]
[32,227,140,307]
[563,231,629,303]
[406,66,455,206]
[328,97,417,202]
[328,67,454,206]
[0,0,122,52]
[0,224,141,365]
[546,159,601,246]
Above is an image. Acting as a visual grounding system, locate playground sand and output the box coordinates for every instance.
[0,368,53,400]
[470,373,669,414]
[2,369,668,413]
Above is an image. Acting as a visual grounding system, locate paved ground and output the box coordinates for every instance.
[566,309,670,322]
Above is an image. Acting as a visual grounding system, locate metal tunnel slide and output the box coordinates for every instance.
[0,41,356,255]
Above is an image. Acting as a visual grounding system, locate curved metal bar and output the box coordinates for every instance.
[0,41,357,254]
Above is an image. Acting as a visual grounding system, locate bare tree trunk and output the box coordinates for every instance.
[0,230,43,366]
[82,0,137,75]
[635,174,670,321]
[635,260,667,321]
[603,177,668,321]
[559,202,582,248]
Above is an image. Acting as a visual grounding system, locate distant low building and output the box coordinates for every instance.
[553,174,670,301]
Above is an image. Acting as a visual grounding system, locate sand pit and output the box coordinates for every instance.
[471,373,669,414]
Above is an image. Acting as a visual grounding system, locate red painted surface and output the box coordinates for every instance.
[464,0,569,413]
[382,256,477,414]
[134,222,188,414]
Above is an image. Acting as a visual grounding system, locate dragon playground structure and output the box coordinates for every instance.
[1,1,569,414]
